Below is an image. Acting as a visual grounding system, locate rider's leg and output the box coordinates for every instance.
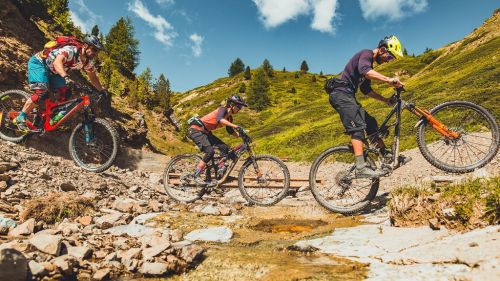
[208,134,232,159]
[188,128,216,184]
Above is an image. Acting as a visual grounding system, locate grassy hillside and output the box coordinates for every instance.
[170,10,500,161]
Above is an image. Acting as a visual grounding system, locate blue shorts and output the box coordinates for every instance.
[27,55,66,91]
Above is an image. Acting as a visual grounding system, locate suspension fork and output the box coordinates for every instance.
[83,109,96,144]
[248,148,263,178]
[407,103,460,139]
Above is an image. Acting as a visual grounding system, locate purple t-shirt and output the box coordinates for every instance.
[338,49,374,95]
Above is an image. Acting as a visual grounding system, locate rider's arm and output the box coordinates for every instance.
[220,118,238,129]
[53,54,69,78]
[366,90,391,104]
[85,69,105,92]
[365,70,403,87]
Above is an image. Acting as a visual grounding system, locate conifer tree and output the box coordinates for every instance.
[403,48,408,56]
[262,59,273,77]
[228,58,245,77]
[248,68,270,111]
[106,17,140,72]
[244,66,251,80]
[300,60,309,73]
[138,68,153,106]
[155,74,171,111]
[91,25,100,36]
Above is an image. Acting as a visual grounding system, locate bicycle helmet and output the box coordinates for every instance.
[227,95,247,107]
[84,34,104,51]
[378,35,403,59]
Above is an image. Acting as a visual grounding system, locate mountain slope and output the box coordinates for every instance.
[172,10,500,161]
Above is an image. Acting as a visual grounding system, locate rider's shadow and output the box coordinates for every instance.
[23,130,74,160]
[360,192,390,214]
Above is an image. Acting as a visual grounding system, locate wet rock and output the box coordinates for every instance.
[92,268,111,280]
[28,260,47,277]
[8,218,35,237]
[185,226,233,243]
[67,246,92,260]
[179,244,204,263]
[104,224,156,237]
[60,182,77,192]
[140,262,169,276]
[0,248,28,281]
[30,234,62,256]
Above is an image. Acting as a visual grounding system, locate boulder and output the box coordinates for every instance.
[51,255,78,276]
[28,260,47,277]
[142,242,171,261]
[0,248,27,281]
[140,262,169,276]
[67,246,92,260]
[8,218,35,237]
[92,268,111,280]
[60,182,77,192]
[111,198,141,213]
[29,234,62,256]
[179,244,204,263]
[94,213,124,229]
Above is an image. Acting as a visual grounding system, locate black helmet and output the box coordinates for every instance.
[227,95,247,107]
[83,34,104,51]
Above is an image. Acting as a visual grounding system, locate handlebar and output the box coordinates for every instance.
[71,83,106,103]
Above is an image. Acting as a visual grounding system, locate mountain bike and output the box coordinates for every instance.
[163,130,290,206]
[0,84,118,173]
[309,87,499,215]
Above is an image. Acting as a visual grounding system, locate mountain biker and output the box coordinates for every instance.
[188,95,247,186]
[328,35,411,178]
[13,34,107,131]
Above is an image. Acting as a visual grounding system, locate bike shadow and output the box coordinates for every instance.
[360,192,390,215]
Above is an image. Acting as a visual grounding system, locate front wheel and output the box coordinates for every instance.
[163,154,207,203]
[417,101,499,173]
[0,90,31,143]
[238,155,290,206]
[69,118,118,173]
[309,146,379,215]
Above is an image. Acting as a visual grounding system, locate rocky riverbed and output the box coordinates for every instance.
[0,140,499,280]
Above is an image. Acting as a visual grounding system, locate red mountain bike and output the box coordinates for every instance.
[0,84,118,173]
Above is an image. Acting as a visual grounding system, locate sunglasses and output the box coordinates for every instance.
[235,104,243,110]
[385,53,395,61]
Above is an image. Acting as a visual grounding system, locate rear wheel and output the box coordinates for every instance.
[309,146,379,215]
[417,101,499,173]
[0,90,31,143]
[163,154,207,203]
[238,155,290,206]
[69,118,118,173]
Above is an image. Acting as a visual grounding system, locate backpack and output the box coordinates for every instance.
[324,77,351,94]
[41,36,83,59]
[187,114,205,128]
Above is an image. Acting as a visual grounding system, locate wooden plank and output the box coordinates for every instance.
[167,179,308,189]
[166,173,323,183]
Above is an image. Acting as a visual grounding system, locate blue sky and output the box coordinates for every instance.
[69,0,498,92]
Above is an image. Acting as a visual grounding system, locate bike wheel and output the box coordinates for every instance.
[0,90,30,143]
[69,118,118,173]
[309,146,379,215]
[417,101,499,173]
[238,155,290,206]
[163,154,207,203]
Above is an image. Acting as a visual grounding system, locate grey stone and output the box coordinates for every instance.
[28,260,47,277]
[185,226,233,243]
[95,213,124,229]
[199,204,221,215]
[428,218,440,230]
[0,248,28,281]
[140,262,169,276]
[56,220,80,236]
[130,212,161,225]
[117,248,141,261]
[104,224,156,237]
[67,246,92,260]
[51,255,77,276]
[142,242,170,261]
[0,216,17,229]
[8,218,35,236]
[29,234,62,256]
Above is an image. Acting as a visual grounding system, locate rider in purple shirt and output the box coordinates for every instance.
[328,35,411,178]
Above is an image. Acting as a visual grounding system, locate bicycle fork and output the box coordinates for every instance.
[409,104,460,139]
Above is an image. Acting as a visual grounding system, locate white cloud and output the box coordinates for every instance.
[128,0,178,47]
[156,0,175,6]
[311,0,339,33]
[70,0,101,33]
[189,33,204,57]
[359,0,427,21]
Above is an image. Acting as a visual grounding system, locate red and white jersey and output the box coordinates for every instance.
[44,45,95,73]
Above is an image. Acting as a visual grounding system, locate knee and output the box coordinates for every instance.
[203,146,215,162]
[30,89,48,104]
[350,130,365,141]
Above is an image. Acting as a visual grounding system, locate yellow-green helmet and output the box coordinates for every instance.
[378,35,404,59]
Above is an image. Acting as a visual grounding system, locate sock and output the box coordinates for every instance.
[355,155,365,169]
[16,111,27,121]
[194,167,203,177]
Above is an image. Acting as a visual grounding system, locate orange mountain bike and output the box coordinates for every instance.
[309,87,499,214]
[0,84,118,173]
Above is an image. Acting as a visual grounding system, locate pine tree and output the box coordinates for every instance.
[282,67,286,72]
[300,60,309,73]
[155,74,171,112]
[403,48,408,56]
[41,0,76,34]
[106,17,140,73]
[244,66,251,80]
[247,68,270,111]
[228,58,245,77]
[319,70,324,76]
[128,80,140,109]
[262,59,273,77]
[138,68,153,107]
[91,25,100,36]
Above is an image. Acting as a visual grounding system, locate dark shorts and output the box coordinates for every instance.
[329,91,378,136]
[188,128,230,162]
